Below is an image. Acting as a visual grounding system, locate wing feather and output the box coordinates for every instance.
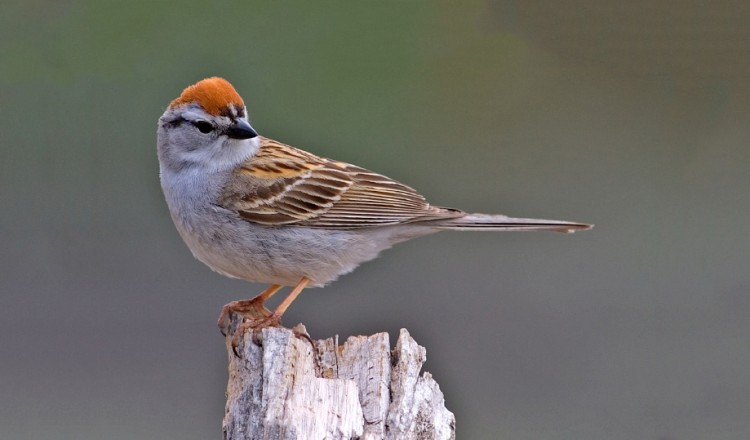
[219,137,463,228]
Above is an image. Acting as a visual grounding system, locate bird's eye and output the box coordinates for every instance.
[193,121,214,134]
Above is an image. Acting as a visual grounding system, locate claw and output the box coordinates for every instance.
[293,327,316,352]
[229,314,283,357]
[219,280,311,358]
[217,297,274,336]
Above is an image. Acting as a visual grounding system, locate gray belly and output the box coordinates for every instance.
[178,212,398,287]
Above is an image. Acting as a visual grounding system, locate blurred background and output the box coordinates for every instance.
[2,1,749,439]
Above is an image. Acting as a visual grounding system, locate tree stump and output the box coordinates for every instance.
[221,317,455,440]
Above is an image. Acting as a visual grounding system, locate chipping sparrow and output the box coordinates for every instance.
[157,77,591,329]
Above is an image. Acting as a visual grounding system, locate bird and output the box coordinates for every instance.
[156,77,591,332]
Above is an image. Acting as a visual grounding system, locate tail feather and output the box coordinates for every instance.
[429,213,593,233]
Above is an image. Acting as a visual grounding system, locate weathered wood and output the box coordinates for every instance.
[222,320,455,440]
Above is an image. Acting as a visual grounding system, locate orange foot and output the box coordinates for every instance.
[217,284,282,336]
[218,278,312,357]
[217,298,273,336]
[229,313,284,356]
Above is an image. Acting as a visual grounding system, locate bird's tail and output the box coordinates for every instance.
[428,213,593,233]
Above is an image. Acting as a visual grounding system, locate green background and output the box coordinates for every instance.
[2,1,749,439]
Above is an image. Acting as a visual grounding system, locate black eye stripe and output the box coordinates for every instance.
[165,116,219,134]
[164,116,185,128]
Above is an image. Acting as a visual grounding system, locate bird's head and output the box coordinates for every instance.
[157,77,260,172]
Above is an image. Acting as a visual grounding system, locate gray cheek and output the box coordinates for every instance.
[178,131,203,152]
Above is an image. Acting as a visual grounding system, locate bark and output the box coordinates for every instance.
[222,321,455,440]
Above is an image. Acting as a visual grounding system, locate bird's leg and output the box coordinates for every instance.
[217,284,282,336]
[270,276,311,322]
[241,277,312,328]
[228,277,312,355]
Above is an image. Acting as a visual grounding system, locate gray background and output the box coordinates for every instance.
[2,1,749,439]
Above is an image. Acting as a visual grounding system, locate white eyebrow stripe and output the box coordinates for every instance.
[227,104,241,119]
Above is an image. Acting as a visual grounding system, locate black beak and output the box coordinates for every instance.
[226,119,258,140]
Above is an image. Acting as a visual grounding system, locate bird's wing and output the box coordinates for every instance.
[219,137,463,228]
